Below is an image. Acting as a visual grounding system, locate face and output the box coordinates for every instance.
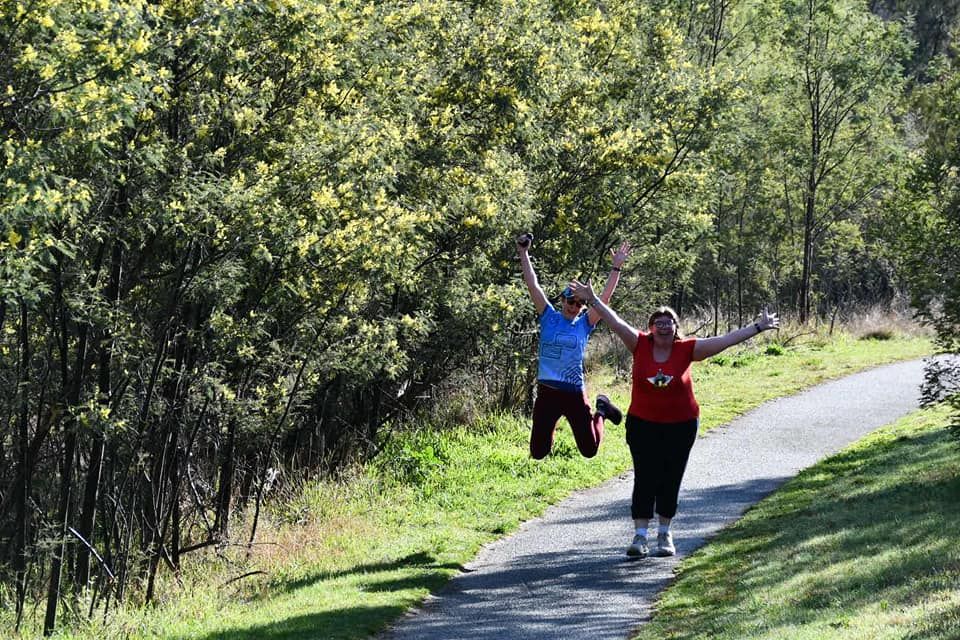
[650,315,675,336]
[562,295,585,318]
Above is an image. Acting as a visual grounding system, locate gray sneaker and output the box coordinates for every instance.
[652,531,675,557]
[626,534,648,558]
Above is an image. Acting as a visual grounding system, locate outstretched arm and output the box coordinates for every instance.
[587,241,631,326]
[517,236,548,316]
[692,307,779,361]
[569,279,639,353]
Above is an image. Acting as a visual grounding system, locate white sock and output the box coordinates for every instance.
[659,524,670,535]
[635,527,648,539]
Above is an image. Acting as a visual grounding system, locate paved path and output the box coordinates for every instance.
[378,359,929,640]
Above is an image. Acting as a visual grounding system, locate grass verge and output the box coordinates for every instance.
[17,334,933,639]
[631,402,960,640]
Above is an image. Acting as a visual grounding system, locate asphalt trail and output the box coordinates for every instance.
[378,359,929,640]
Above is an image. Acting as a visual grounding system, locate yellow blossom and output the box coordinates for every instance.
[131,33,149,54]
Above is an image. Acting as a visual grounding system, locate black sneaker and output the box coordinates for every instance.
[596,395,623,425]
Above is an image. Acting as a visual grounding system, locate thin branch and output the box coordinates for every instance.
[66,527,115,580]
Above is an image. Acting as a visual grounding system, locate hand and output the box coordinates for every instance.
[610,240,631,269]
[516,232,533,253]
[757,306,779,331]
[568,279,596,304]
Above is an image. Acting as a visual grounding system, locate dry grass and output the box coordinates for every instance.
[841,303,931,340]
[585,303,934,375]
[149,468,386,607]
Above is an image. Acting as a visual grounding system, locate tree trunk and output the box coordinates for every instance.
[14,302,30,628]
[215,417,238,541]
[801,9,821,326]
[45,248,98,635]
[712,276,720,336]
[800,188,816,324]
[75,240,122,592]
[43,425,78,635]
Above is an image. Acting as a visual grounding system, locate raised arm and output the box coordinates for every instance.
[517,235,548,316]
[692,307,780,361]
[587,240,631,326]
[568,279,639,352]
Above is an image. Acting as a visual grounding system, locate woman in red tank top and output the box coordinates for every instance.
[568,280,779,559]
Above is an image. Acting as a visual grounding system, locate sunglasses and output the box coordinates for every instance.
[652,319,675,328]
[564,297,585,308]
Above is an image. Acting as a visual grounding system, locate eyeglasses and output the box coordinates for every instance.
[564,297,585,308]
[652,319,675,328]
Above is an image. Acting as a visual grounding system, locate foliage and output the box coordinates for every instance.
[869,0,960,77]
[897,42,960,437]
[681,0,912,329]
[0,0,728,632]
[0,0,946,634]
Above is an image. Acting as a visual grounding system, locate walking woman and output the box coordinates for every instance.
[567,280,779,557]
[517,235,631,459]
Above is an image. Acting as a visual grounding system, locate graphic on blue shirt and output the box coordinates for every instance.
[537,306,594,390]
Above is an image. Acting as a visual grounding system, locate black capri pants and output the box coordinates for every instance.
[625,415,699,520]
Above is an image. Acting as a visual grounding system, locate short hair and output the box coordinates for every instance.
[647,306,683,339]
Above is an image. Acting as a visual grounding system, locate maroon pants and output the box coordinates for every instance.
[530,383,604,459]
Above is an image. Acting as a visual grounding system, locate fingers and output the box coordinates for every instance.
[757,306,781,330]
[568,279,595,298]
[610,240,632,268]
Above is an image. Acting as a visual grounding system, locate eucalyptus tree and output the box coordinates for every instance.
[686,0,910,327]
[516,0,733,319]
[750,0,910,322]
[666,0,788,328]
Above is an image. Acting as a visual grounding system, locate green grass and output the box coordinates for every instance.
[16,334,935,639]
[631,403,960,640]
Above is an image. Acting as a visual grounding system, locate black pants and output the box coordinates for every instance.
[625,415,699,520]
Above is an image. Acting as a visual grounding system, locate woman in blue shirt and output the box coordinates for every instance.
[517,234,630,458]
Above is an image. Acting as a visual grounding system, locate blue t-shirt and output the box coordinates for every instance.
[537,305,595,391]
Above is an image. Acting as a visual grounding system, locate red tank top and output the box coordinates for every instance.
[628,332,700,422]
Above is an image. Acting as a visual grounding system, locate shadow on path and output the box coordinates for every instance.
[380,476,797,640]
[199,605,406,640]
[278,551,464,595]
